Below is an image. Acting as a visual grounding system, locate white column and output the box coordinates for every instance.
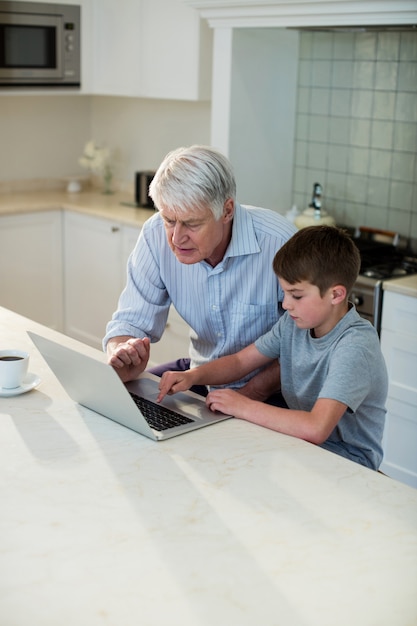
[210,27,233,155]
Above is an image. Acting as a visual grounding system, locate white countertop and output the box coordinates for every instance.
[1,306,417,626]
[0,188,156,228]
[383,273,417,298]
[2,189,417,301]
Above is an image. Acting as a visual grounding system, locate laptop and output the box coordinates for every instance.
[28,331,232,441]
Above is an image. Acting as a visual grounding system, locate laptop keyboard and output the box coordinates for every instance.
[129,393,194,431]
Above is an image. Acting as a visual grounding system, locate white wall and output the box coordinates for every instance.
[0,96,91,182]
[1,95,211,186]
[90,96,211,184]
[229,28,298,212]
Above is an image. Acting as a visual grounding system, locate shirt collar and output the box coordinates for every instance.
[224,203,261,259]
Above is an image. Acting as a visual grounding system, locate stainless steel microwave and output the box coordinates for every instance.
[0,1,80,87]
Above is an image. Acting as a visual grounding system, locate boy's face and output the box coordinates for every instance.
[280,277,343,338]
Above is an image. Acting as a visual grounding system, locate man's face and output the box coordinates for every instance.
[159,200,234,267]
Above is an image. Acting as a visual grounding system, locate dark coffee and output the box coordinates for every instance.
[0,356,24,361]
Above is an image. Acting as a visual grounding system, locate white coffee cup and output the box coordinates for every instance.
[0,349,29,389]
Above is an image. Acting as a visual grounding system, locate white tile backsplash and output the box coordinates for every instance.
[350,119,372,147]
[398,62,417,91]
[354,33,377,60]
[377,32,400,61]
[395,92,417,122]
[371,120,393,150]
[373,91,396,120]
[293,30,417,241]
[375,61,398,90]
[310,87,331,115]
[330,88,351,117]
[351,89,374,118]
[393,121,417,151]
[390,181,414,211]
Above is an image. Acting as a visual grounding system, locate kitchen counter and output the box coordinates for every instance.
[383,274,417,298]
[0,188,156,228]
[1,306,417,626]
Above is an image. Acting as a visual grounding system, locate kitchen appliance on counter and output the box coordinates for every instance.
[135,171,155,208]
[350,227,417,334]
[120,171,156,210]
[295,182,336,229]
[0,1,81,88]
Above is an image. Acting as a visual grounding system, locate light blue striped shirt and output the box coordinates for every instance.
[104,203,296,382]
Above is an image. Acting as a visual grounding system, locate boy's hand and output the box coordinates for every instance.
[157,370,193,402]
[206,388,252,418]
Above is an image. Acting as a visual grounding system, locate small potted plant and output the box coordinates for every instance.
[79,140,114,194]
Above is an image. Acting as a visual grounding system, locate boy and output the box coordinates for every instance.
[157,225,388,470]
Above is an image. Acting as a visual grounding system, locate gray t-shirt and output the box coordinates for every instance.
[255,306,388,470]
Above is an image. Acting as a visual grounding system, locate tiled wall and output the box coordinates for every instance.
[292,30,417,242]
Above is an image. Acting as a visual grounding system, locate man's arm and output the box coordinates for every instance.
[106,336,151,382]
[236,360,281,401]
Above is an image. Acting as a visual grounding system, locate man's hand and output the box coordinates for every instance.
[157,370,194,402]
[107,336,151,382]
[237,361,281,401]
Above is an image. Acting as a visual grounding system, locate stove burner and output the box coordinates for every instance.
[391,267,408,277]
[359,253,417,280]
[348,226,417,334]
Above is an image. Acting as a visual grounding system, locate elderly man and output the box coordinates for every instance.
[104,145,296,401]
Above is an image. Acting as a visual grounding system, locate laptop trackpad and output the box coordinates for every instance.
[126,377,209,421]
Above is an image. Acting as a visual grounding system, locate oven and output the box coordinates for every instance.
[349,227,417,335]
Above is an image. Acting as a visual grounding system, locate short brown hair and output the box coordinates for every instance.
[273,225,361,296]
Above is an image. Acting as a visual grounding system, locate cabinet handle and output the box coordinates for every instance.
[111,226,120,233]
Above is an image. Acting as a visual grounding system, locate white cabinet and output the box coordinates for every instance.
[380,290,417,489]
[63,212,139,349]
[87,0,212,100]
[0,206,190,361]
[64,210,189,362]
[139,0,212,100]
[0,211,63,330]
[87,0,142,97]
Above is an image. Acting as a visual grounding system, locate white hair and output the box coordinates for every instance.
[149,145,236,220]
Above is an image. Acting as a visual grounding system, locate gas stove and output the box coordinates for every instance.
[348,227,417,334]
[360,252,417,280]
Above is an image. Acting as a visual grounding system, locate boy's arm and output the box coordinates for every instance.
[206,392,347,445]
[157,343,272,402]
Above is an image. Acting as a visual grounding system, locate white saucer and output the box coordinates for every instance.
[0,372,41,397]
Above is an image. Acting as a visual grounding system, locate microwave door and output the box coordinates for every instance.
[0,13,62,82]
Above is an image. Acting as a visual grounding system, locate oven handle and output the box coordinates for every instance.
[355,226,399,247]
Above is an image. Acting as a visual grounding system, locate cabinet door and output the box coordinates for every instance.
[380,395,417,489]
[88,0,211,99]
[140,0,212,100]
[380,325,417,489]
[0,211,63,330]
[64,212,124,348]
[380,291,417,489]
[89,0,143,96]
